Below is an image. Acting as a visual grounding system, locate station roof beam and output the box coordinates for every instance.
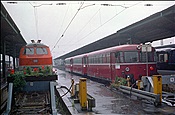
[1,3,26,58]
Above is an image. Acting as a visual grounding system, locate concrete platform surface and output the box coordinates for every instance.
[56,69,175,115]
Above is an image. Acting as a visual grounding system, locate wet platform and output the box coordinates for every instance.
[56,69,175,114]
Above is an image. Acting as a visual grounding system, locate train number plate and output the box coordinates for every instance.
[33,59,38,63]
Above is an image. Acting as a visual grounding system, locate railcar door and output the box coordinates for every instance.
[70,59,73,73]
[110,52,116,82]
[82,56,87,75]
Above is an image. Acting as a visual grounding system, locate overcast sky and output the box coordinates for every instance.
[2,1,175,58]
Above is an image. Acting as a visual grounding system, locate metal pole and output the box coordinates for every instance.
[50,82,58,115]
[13,44,16,71]
[4,83,13,115]
[146,46,148,76]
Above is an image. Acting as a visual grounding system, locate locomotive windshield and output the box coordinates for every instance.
[23,47,48,55]
[24,47,34,55]
[36,47,48,54]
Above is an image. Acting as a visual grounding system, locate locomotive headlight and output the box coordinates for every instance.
[125,67,130,72]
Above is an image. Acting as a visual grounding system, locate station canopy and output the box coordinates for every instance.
[1,3,26,58]
[56,5,175,60]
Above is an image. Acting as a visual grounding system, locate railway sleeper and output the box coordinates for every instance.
[12,107,50,114]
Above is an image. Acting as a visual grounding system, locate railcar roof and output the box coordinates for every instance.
[87,44,139,56]
[25,43,48,47]
[65,44,140,59]
[65,53,87,60]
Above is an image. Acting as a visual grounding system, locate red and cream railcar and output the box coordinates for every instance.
[65,57,73,73]
[65,54,88,75]
[19,40,53,70]
[65,44,157,83]
[87,44,157,82]
[73,54,88,75]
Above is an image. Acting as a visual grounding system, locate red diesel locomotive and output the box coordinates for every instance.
[65,44,157,83]
[19,40,53,71]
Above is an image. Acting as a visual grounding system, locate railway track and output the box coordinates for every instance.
[11,91,51,115]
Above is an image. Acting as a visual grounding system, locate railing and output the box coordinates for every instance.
[119,85,161,106]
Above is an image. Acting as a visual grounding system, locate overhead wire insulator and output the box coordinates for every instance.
[7,2,17,4]
[56,3,66,5]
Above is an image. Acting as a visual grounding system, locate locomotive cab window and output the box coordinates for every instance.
[140,52,155,62]
[24,47,34,55]
[36,47,48,55]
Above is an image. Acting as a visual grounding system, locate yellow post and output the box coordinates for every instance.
[79,78,87,110]
[153,75,162,103]
[136,80,144,90]
[137,80,141,90]
[127,77,130,87]
[71,78,75,97]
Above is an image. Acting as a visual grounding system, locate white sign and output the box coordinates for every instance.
[115,64,120,69]
[142,44,152,52]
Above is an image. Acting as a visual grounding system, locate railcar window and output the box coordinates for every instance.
[65,60,70,64]
[95,56,97,63]
[91,57,93,64]
[24,48,34,55]
[140,52,155,62]
[74,58,82,64]
[124,52,139,63]
[170,50,175,63]
[159,54,164,62]
[103,54,106,63]
[84,58,86,64]
[107,54,110,63]
[100,55,102,63]
[89,57,92,64]
[36,48,48,54]
[115,52,124,63]
[83,57,87,64]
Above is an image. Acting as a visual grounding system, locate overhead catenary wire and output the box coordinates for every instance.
[61,2,141,52]
[68,8,127,48]
[29,2,39,41]
[29,2,53,41]
[34,7,39,40]
[19,2,140,52]
[65,6,101,44]
[58,9,126,53]
[52,3,70,49]
[69,2,142,47]
[51,2,84,52]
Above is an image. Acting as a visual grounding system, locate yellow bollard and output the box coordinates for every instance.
[153,75,162,104]
[127,77,130,87]
[71,78,75,97]
[79,78,87,110]
[137,80,141,90]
